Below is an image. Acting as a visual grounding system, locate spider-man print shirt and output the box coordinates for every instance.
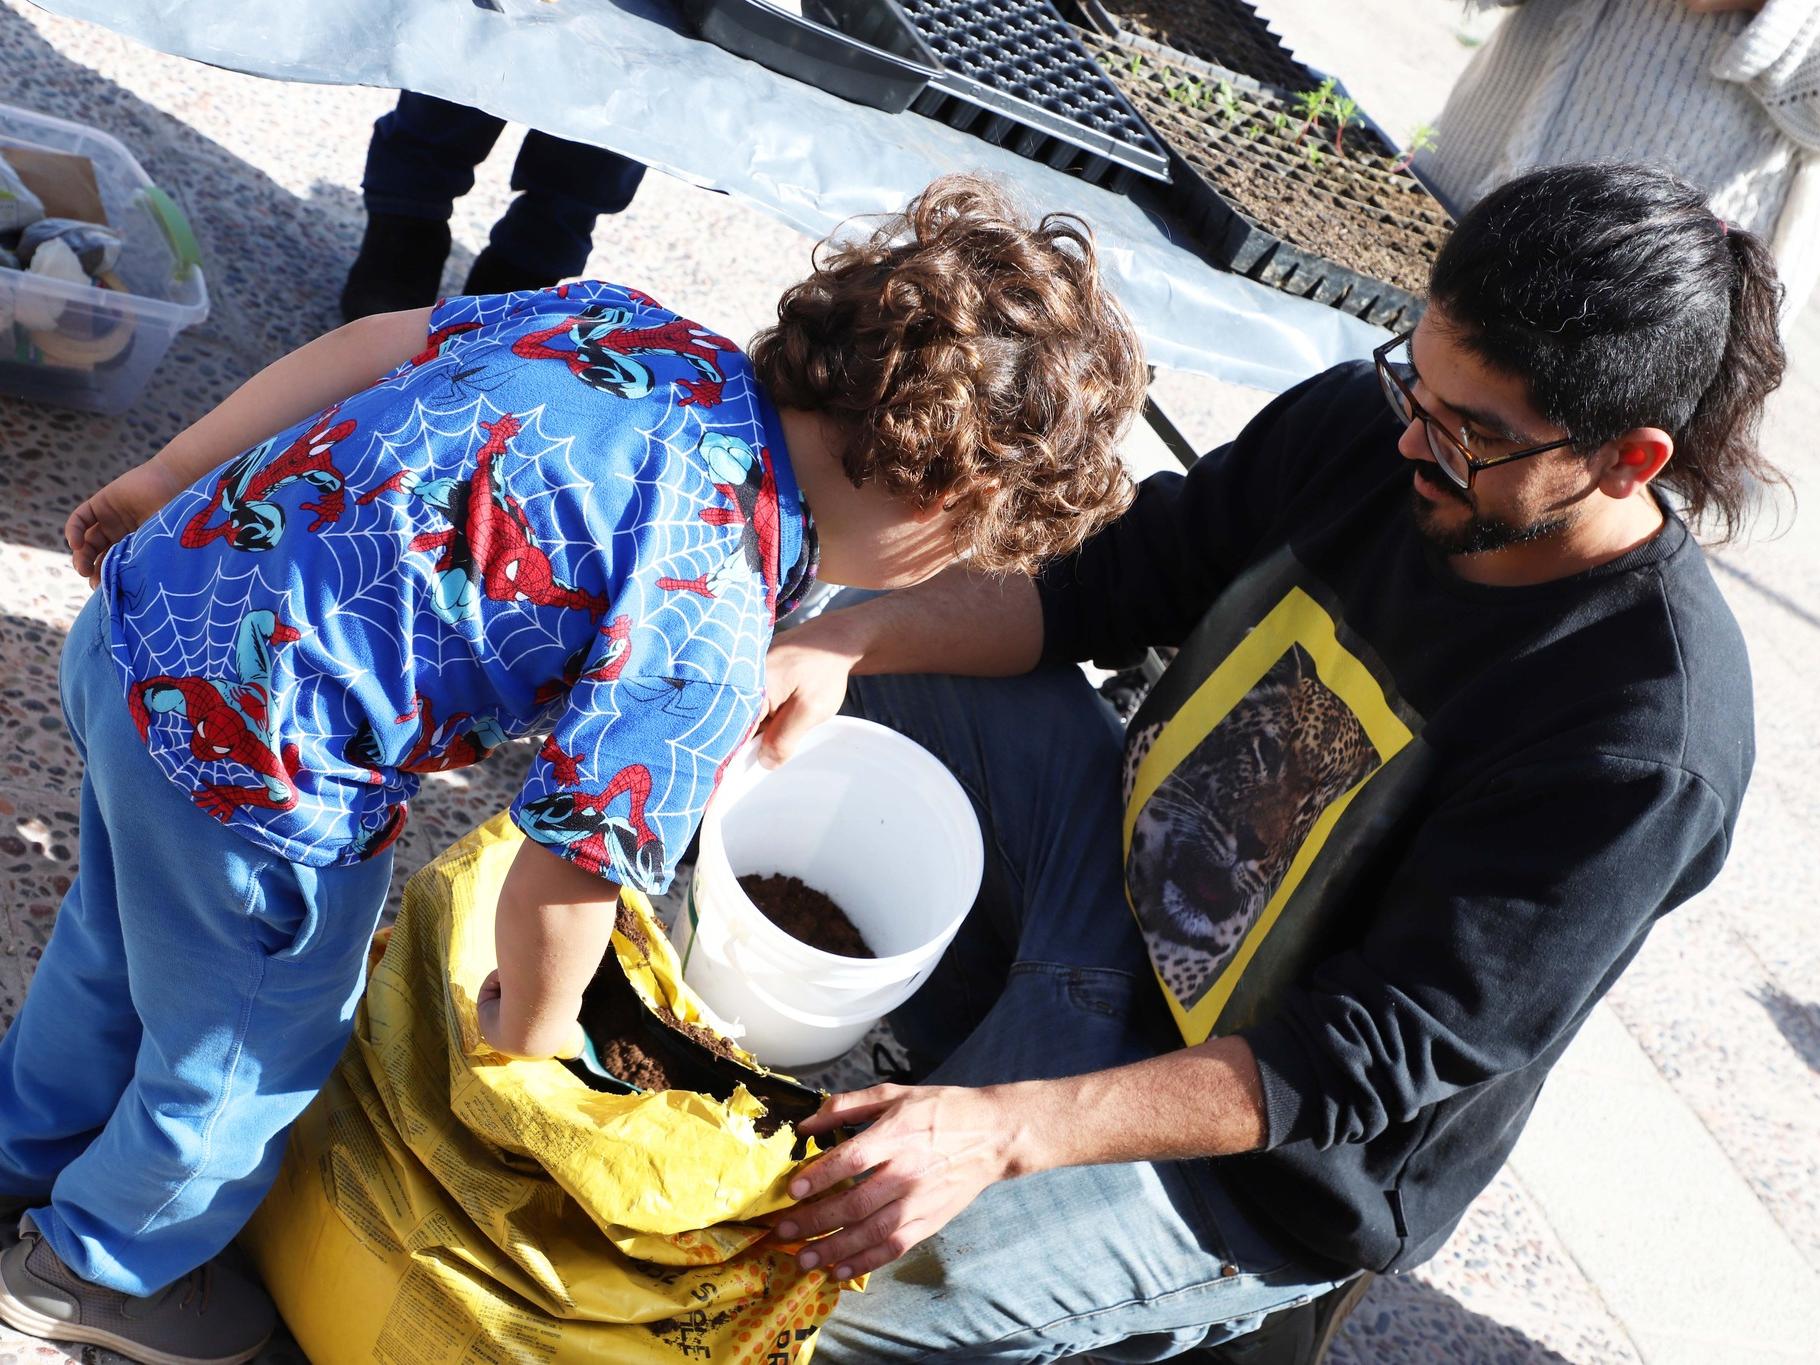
[101,281,816,892]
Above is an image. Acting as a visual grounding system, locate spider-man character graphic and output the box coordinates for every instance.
[654,433,783,615]
[519,760,666,886]
[408,320,482,368]
[530,616,633,709]
[510,304,738,408]
[180,406,356,552]
[128,610,304,821]
[344,693,509,783]
[350,806,408,862]
[358,412,607,635]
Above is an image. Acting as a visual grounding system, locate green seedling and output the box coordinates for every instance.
[1215,78,1245,126]
[1392,122,1438,173]
[1271,110,1291,136]
[1303,143,1326,170]
[1330,94,1359,154]
[1293,77,1336,143]
[1127,51,1144,78]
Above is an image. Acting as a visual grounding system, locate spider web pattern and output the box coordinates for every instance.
[104,282,810,887]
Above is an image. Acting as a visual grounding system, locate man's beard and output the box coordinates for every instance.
[1409,480,1571,556]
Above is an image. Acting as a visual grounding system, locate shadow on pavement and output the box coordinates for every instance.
[1328,1273,1581,1364]
[1754,986,1820,1077]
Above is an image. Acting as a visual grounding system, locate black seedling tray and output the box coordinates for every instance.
[1064,0,1313,97]
[889,0,1170,189]
[1082,31,1449,329]
[679,0,939,114]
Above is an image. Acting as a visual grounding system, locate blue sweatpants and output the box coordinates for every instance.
[0,592,393,1295]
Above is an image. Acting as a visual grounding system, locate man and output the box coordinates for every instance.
[757,163,1787,1361]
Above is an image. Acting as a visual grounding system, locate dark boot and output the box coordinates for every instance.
[460,243,564,298]
[340,213,452,322]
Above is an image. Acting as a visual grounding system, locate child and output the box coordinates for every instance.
[0,175,1145,1364]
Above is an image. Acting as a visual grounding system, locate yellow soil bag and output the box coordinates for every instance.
[242,813,852,1364]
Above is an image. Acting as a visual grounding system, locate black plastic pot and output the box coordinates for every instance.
[679,0,939,113]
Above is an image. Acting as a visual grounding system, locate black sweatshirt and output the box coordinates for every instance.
[1037,364,1753,1274]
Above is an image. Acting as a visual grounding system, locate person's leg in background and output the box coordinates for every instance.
[465,130,646,294]
[342,91,508,320]
[803,657,1343,1362]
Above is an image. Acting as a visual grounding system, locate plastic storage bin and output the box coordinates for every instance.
[0,101,207,414]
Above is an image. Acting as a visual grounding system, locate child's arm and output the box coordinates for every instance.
[478,838,621,1058]
[65,307,435,585]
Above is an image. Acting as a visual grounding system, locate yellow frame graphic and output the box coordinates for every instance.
[1123,588,1413,1043]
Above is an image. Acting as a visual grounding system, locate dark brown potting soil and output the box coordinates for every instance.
[738,873,874,959]
[576,906,753,1092]
[578,945,678,1092]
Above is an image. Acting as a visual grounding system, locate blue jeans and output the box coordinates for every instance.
[813,663,1346,1362]
[363,91,647,279]
[0,594,393,1295]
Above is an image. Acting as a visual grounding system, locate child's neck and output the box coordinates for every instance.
[776,408,847,517]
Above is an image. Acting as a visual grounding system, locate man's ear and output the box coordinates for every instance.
[1596,427,1674,498]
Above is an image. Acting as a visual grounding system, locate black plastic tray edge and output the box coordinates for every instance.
[679,0,939,115]
[914,70,1170,181]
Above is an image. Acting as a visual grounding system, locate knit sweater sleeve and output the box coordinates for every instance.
[1713,0,1820,152]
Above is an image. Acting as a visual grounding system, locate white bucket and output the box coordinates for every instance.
[669,717,984,1069]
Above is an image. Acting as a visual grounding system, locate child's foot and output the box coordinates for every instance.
[340,212,452,323]
[0,1217,274,1365]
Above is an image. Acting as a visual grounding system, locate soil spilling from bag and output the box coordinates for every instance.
[573,907,818,1139]
[738,873,874,958]
[578,909,748,1090]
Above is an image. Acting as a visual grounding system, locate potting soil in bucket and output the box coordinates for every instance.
[672,716,984,1068]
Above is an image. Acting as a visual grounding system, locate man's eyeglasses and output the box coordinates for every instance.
[1373,332,1575,491]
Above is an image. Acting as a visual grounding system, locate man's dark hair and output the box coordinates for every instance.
[1428,162,1787,541]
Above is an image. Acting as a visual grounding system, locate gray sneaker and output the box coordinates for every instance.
[0,1217,275,1365]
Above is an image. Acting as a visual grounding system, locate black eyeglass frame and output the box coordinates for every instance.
[1372,331,1577,490]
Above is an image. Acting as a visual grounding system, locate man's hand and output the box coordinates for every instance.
[65,458,185,586]
[771,1039,1272,1276]
[772,1082,1034,1279]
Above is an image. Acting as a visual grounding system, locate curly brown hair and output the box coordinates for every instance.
[748,175,1145,575]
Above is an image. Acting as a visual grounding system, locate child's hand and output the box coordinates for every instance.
[475,968,585,1060]
[760,626,864,768]
[476,969,508,1051]
[65,458,185,587]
